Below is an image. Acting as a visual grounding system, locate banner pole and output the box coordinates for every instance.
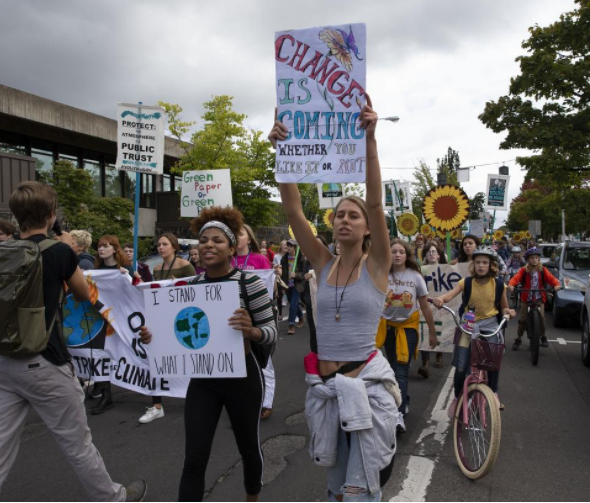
[132,101,143,272]
[446,232,452,262]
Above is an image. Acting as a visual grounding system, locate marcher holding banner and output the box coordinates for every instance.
[375,239,438,434]
[270,97,400,501]
[140,206,277,502]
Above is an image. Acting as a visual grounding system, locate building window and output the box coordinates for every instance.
[31,149,55,181]
[105,164,123,197]
[59,153,79,167]
[163,174,171,192]
[83,161,102,197]
[141,173,155,208]
[124,171,136,201]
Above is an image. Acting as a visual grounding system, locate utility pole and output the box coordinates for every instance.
[562,209,566,242]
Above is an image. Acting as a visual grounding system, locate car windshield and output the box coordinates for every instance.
[540,246,555,258]
[563,248,590,271]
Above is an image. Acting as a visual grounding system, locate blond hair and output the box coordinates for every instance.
[70,230,92,252]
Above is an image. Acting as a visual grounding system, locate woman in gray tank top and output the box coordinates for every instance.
[269,96,397,501]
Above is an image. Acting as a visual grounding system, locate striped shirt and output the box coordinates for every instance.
[190,269,277,346]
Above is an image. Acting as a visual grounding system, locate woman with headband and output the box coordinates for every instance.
[139,207,277,502]
[269,97,400,501]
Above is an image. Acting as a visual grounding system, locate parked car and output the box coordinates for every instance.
[141,251,190,275]
[545,242,590,327]
[538,243,558,265]
[580,288,590,366]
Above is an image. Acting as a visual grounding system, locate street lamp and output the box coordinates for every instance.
[382,116,400,123]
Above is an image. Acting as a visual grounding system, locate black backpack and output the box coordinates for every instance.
[460,277,505,324]
[239,271,278,369]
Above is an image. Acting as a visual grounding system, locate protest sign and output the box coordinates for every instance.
[116,103,165,175]
[485,174,510,211]
[469,219,485,238]
[393,182,412,215]
[274,23,367,184]
[318,182,345,209]
[181,169,233,217]
[144,281,245,378]
[383,181,396,210]
[418,263,470,352]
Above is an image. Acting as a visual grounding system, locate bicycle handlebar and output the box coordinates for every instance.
[427,299,509,338]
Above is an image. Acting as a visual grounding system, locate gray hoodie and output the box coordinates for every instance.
[305,351,401,495]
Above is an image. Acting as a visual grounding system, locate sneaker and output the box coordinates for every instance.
[512,338,522,351]
[447,397,458,420]
[138,406,164,424]
[125,480,147,502]
[541,337,549,348]
[396,414,406,434]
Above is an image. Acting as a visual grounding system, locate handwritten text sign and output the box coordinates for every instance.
[274,23,367,184]
[181,169,233,217]
[116,103,165,175]
[144,282,245,378]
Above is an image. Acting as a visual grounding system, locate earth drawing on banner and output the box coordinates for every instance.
[63,295,104,347]
[174,306,211,350]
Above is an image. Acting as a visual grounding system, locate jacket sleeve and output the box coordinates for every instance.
[543,267,561,288]
[508,267,525,287]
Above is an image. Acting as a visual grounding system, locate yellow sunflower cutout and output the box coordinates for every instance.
[422,185,470,232]
[397,213,420,237]
[420,224,433,237]
[524,230,532,239]
[513,232,523,242]
[323,209,334,229]
[494,230,504,241]
[451,228,462,239]
[289,221,317,240]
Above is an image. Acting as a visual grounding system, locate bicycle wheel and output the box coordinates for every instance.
[530,309,541,366]
[453,383,501,480]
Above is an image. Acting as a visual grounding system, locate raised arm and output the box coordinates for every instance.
[269,113,332,272]
[363,95,391,277]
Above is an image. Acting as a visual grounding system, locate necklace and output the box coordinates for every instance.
[334,254,364,322]
[232,250,251,270]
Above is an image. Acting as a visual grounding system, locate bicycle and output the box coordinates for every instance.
[428,299,510,480]
[511,287,552,366]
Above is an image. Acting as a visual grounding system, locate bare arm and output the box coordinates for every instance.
[431,282,463,308]
[418,295,439,348]
[66,267,90,302]
[362,95,391,279]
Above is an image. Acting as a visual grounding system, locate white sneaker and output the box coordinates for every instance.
[396,413,406,434]
[139,406,164,424]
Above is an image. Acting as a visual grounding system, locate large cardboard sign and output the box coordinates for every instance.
[116,103,165,174]
[274,23,367,184]
[144,282,245,378]
[485,174,510,211]
[181,169,233,217]
[318,182,345,209]
[418,263,470,352]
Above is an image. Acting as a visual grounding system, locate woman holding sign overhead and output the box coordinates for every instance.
[140,207,276,502]
[269,97,400,502]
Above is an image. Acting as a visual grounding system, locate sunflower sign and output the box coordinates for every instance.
[288,221,317,239]
[422,185,470,232]
[274,24,367,184]
[397,213,419,236]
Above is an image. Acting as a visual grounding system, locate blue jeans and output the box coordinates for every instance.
[327,429,382,502]
[287,287,303,327]
[452,339,500,398]
[383,327,418,416]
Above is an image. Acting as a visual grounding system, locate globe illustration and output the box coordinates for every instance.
[174,306,210,350]
[63,296,104,347]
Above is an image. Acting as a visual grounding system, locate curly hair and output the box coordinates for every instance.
[469,256,499,278]
[190,206,244,249]
[94,235,130,269]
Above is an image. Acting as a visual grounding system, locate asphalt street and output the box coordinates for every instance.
[2,312,589,502]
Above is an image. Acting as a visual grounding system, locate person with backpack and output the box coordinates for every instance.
[431,246,516,417]
[0,181,146,502]
[505,245,526,278]
[280,239,306,335]
[138,206,276,502]
[508,247,561,350]
[0,218,16,241]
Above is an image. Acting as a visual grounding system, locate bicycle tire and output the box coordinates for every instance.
[530,309,541,366]
[453,383,501,480]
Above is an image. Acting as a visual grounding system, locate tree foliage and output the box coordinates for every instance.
[469,192,486,220]
[479,0,590,180]
[437,147,461,174]
[40,160,135,247]
[411,160,459,222]
[159,96,277,229]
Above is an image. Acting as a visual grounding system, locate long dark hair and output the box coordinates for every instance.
[390,238,422,275]
[458,234,481,263]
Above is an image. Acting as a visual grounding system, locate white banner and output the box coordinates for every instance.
[469,219,485,238]
[274,23,367,184]
[144,282,245,378]
[418,263,470,352]
[116,103,166,175]
[317,182,345,209]
[64,269,276,396]
[180,169,233,217]
[485,174,510,211]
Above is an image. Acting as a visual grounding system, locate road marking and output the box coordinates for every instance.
[390,372,454,502]
[547,339,581,344]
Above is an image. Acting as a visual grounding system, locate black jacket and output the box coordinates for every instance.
[281,252,306,293]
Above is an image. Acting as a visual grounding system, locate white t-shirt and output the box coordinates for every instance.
[382,269,428,322]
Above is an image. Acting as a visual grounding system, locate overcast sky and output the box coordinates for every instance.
[0,0,576,224]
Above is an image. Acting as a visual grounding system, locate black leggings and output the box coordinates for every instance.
[178,352,265,501]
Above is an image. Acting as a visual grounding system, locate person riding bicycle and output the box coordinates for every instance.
[431,246,515,417]
[507,247,561,350]
[505,246,526,277]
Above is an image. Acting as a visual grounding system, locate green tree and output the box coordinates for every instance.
[41,160,134,246]
[159,96,277,229]
[469,192,486,220]
[411,160,459,222]
[437,147,461,175]
[479,0,590,180]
